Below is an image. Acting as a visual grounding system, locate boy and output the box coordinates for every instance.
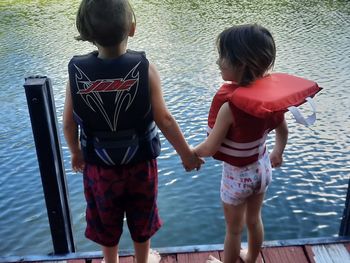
[63,1,203,262]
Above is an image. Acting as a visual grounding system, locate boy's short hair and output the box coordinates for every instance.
[76,0,135,47]
[217,24,276,86]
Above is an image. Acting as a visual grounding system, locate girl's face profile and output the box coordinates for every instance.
[217,57,238,83]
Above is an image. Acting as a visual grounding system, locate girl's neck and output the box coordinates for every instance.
[96,40,128,59]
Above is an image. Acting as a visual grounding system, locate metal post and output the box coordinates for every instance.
[24,76,75,254]
[340,178,350,236]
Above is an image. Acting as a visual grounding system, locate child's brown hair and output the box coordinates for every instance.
[76,0,135,47]
[217,24,276,86]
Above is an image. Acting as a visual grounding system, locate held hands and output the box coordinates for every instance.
[71,150,85,173]
[269,150,283,168]
[182,149,205,172]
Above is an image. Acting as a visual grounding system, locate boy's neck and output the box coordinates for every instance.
[96,40,128,59]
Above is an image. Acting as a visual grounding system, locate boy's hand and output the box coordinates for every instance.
[71,150,85,173]
[269,150,283,168]
[182,150,205,172]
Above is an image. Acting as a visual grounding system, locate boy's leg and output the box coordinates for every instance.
[222,201,246,263]
[83,165,125,263]
[133,239,160,263]
[126,160,162,263]
[134,240,149,263]
[242,192,265,263]
[102,245,119,263]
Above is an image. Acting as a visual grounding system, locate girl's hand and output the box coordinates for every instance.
[71,150,85,173]
[269,150,283,168]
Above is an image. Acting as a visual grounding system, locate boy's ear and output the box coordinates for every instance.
[129,22,136,37]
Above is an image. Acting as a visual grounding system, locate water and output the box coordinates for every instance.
[1,0,350,257]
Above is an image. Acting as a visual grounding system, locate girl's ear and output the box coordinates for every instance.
[129,22,136,37]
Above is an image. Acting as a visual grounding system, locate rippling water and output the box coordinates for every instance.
[1,0,350,257]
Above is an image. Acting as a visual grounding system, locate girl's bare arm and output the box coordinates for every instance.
[195,102,233,157]
[270,119,288,168]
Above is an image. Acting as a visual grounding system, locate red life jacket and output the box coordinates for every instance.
[208,73,321,167]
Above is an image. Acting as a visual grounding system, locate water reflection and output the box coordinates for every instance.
[0,0,350,257]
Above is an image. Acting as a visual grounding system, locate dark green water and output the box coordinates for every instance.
[1,0,350,256]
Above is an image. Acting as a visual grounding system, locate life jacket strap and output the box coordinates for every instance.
[81,121,158,149]
[287,97,317,127]
[207,126,268,158]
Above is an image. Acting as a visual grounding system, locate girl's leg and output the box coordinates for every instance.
[102,245,119,263]
[241,193,265,263]
[222,201,246,263]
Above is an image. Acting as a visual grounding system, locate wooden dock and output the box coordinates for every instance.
[92,242,350,263]
[2,237,350,263]
[16,78,350,263]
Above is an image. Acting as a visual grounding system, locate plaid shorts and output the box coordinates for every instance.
[83,159,162,246]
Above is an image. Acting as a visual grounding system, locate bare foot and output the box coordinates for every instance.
[239,249,248,262]
[206,255,222,263]
[240,249,255,263]
[148,249,161,263]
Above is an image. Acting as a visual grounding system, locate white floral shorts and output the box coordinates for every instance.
[221,151,272,206]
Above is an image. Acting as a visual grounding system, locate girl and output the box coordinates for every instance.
[195,24,288,263]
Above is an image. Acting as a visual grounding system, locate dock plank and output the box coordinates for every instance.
[261,246,308,263]
[218,250,247,262]
[160,254,177,262]
[235,251,264,263]
[219,250,224,261]
[345,243,350,253]
[92,257,135,263]
[120,256,135,263]
[304,245,316,263]
[256,253,264,263]
[310,244,350,263]
[177,251,220,263]
[3,238,350,263]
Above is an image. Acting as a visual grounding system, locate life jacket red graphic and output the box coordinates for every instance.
[208,73,321,167]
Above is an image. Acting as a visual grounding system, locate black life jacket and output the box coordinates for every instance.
[68,50,161,166]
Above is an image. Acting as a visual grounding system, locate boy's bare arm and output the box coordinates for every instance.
[149,63,203,170]
[63,82,79,153]
[270,119,288,168]
[63,81,85,172]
